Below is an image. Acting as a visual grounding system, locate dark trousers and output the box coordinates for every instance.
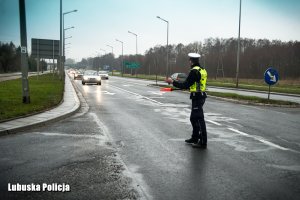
[190,98,207,144]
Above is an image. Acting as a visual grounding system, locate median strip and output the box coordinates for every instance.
[0,73,64,122]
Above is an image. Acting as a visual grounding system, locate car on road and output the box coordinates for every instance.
[98,71,109,80]
[74,70,83,80]
[82,70,101,85]
[165,73,188,85]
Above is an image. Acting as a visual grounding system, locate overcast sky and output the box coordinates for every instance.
[1,0,300,62]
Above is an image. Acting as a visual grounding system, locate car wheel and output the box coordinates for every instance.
[82,82,85,85]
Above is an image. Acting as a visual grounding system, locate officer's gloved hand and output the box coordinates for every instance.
[166,77,173,85]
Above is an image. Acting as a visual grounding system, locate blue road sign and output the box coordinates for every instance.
[264,67,279,85]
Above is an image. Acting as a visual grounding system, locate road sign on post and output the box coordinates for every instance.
[264,67,279,100]
[124,61,140,69]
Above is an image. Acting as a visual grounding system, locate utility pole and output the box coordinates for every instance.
[19,0,30,103]
[59,0,63,80]
[235,0,242,88]
[116,39,124,76]
[156,16,169,79]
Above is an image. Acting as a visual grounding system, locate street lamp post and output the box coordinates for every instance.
[63,9,77,76]
[106,45,114,75]
[63,26,74,61]
[128,31,138,76]
[157,16,169,79]
[236,0,242,88]
[59,0,62,80]
[100,48,106,54]
[99,49,106,71]
[116,39,124,76]
[106,45,113,54]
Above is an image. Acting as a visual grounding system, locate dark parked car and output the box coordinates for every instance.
[165,73,188,85]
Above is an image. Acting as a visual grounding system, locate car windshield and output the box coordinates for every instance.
[84,71,98,76]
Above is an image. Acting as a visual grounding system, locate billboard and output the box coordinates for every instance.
[31,38,60,59]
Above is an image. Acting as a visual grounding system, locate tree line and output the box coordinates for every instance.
[1,38,300,79]
[0,41,46,73]
[76,38,299,80]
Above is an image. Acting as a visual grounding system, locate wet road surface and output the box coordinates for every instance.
[1,76,299,200]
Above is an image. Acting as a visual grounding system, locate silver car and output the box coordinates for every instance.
[98,71,109,80]
[82,70,101,85]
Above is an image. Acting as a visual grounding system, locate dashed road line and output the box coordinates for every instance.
[228,128,289,151]
[109,85,163,105]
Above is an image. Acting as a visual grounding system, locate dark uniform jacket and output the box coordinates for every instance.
[172,63,207,100]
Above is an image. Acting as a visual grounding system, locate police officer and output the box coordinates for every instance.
[172,53,208,148]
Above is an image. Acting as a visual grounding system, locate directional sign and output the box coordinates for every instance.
[124,61,140,69]
[264,67,279,85]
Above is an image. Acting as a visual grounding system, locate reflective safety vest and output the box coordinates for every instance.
[189,66,207,92]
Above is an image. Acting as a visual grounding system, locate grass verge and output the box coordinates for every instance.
[207,91,298,106]
[207,78,300,95]
[0,73,64,121]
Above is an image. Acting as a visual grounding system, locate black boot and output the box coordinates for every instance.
[185,138,198,144]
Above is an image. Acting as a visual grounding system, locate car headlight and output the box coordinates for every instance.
[97,76,101,80]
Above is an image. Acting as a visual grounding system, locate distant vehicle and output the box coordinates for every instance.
[68,69,76,75]
[82,70,101,85]
[98,71,109,80]
[165,73,188,85]
[74,71,83,80]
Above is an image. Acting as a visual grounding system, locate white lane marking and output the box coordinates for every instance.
[206,113,222,116]
[109,85,163,105]
[228,128,289,151]
[123,164,153,200]
[89,113,110,140]
[206,120,222,126]
[167,138,186,142]
[102,91,115,95]
[148,91,166,96]
[148,97,165,99]
[267,164,300,172]
[36,132,104,139]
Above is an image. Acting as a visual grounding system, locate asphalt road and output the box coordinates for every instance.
[1,76,300,200]
[76,76,300,199]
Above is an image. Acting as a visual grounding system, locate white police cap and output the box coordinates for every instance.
[188,53,201,58]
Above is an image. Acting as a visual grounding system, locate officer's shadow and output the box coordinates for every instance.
[186,146,210,197]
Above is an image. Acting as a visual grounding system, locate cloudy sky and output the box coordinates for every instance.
[1,0,300,61]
